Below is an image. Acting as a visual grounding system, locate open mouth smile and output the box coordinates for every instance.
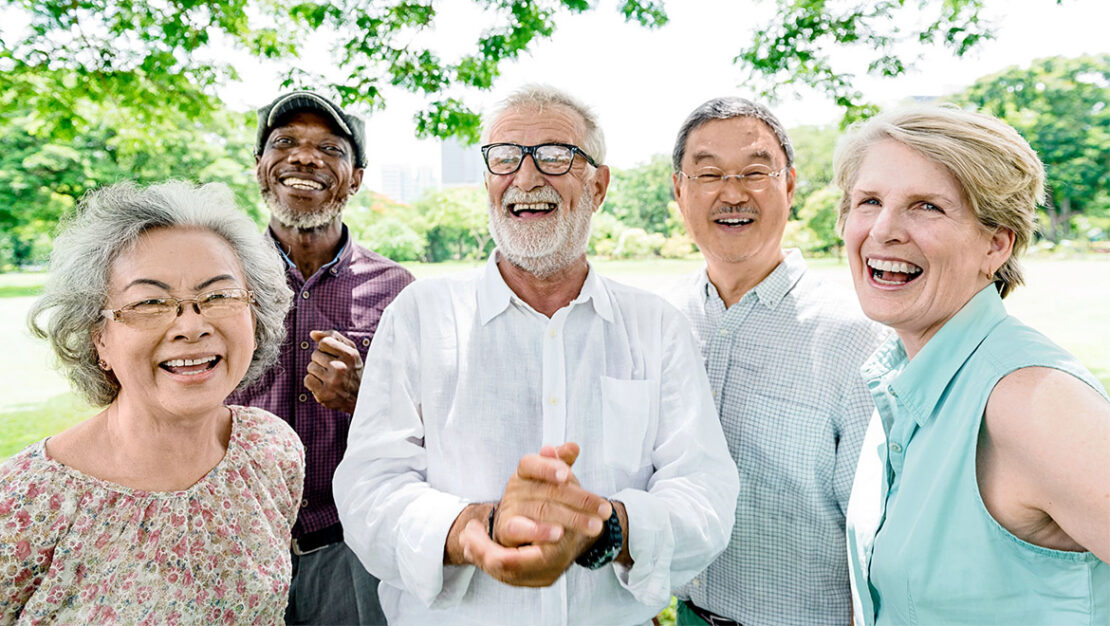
[509,202,557,217]
[714,214,754,227]
[159,355,221,376]
[867,258,923,286]
[280,175,325,191]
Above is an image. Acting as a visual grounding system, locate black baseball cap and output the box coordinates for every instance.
[255,91,367,168]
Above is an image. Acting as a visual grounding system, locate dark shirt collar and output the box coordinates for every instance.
[266,224,352,279]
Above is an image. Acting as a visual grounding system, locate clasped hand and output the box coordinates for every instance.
[304,329,364,414]
[460,442,612,587]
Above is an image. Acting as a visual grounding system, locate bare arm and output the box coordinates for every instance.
[979,367,1110,561]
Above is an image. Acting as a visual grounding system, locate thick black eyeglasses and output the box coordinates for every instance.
[481,143,598,176]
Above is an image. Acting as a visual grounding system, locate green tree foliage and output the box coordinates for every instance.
[344,190,428,260]
[412,186,492,261]
[0,90,259,268]
[3,0,1016,141]
[1,0,666,144]
[955,54,1110,241]
[604,154,674,235]
[358,216,428,261]
[739,0,996,123]
[788,124,839,214]
[793,184,843,257]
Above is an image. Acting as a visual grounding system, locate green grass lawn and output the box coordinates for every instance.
[2,256,1107,458]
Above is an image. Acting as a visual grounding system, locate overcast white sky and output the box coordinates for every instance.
[225,0,1110,171]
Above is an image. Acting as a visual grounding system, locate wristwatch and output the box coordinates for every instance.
[575,501,622,570]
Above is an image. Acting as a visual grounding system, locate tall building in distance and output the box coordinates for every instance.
[379,165,438,204]
[366,138,483,204]
[441,138,485,187]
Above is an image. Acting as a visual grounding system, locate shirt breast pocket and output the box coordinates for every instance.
[600,376,656,474]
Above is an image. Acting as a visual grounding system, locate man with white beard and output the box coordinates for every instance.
[334,84,739,625]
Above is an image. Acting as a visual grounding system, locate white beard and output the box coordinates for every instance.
[262,189,344,231]
[489,185,595,279]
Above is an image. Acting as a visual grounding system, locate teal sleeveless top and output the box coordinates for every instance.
[846,286,1109,625]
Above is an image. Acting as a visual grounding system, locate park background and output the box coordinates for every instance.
[2,0,1108,459]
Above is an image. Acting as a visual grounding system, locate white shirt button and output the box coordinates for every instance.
[548,397,559,406]
[889,441,903,454]
[301,291,310,299]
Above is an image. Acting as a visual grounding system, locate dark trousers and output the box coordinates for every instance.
[677,600,742,626]
[285,541,386,625]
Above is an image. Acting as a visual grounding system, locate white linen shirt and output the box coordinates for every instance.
[334,254,738,626]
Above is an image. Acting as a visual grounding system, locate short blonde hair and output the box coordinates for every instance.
[833,106,1045,298]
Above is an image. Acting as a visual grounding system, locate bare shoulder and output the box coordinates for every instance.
[987,366,1109,441]
[981,366,1110,557]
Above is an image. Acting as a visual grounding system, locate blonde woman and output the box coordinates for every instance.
[835,107,1109,625]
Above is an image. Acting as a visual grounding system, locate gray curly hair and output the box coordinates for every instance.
[29,180,293,406]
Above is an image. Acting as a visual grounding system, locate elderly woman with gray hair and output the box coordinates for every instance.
[0,181,302,623]
[837,107,1109,625]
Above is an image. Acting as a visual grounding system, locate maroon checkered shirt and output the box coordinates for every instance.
[228,226,414,538]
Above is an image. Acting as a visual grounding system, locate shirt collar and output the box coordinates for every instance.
[267,224,352,274]
[863,284,1009,427]
[700,248,807,309]
[477,250,613,325]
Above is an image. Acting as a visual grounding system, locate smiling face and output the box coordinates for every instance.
[843,139,1014,357]
[673,116,795,289]
[484,104,608,278]
[256,111,364,230]
[95,227,257,419]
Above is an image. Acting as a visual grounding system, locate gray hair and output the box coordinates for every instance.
[672,97,795,172]
[833,106,1045,298]
[481,83,607,165]
[29,181,293,406]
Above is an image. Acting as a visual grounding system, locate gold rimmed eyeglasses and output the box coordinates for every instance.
[678,166,789,192]
[101,288,254,329]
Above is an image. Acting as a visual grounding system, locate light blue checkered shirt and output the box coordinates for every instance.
[669,250,888,626]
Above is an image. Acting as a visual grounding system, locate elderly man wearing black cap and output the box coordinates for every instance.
[228,91,414,625]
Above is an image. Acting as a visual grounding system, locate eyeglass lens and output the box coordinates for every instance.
[485,144,576,175]
[687,168,782,191]
[114,289,251,327]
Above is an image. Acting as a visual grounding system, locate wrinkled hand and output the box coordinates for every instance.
[304,329,364,414]
[494,443,609,546]
[460,443,612,587]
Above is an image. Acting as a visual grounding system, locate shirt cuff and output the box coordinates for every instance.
[396,492,475,608]
[609,488,674,607]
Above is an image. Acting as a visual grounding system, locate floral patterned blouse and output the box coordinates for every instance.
[0,405,304,625]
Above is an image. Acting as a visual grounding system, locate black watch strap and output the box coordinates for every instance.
[575,502,622,570]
